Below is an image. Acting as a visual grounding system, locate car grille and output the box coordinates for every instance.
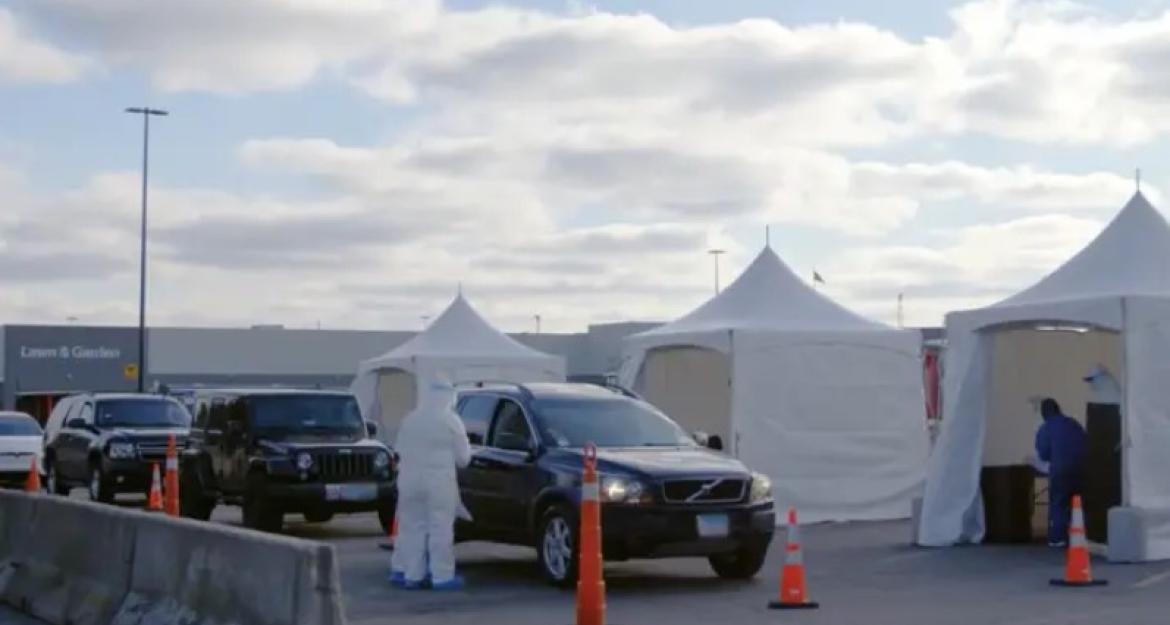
[312,452,376,482]
[137,439,183,463]
[662,478,746,504]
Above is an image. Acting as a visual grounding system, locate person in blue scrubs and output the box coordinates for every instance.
[1034,398,1087,547]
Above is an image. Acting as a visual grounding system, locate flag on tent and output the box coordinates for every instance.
[813,271,825,285]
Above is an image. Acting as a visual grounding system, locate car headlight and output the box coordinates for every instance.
[600,477,647,504]
[296,452,314,471]
[749,472,773,503]
[107,441,136,459]
[374,451,391,470]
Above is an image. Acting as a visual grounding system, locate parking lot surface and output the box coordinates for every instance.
[204,506,1170,625]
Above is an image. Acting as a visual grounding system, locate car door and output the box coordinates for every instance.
[472,398,539,537]
[63,401,96,481]
[219,397,249,493]
[43,398,74,474]
[454,394,497,534]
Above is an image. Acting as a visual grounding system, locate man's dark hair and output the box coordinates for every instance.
[1040,397,1061,418]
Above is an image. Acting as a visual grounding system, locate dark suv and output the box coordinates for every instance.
[179,389,397,533]
[454,382,775,586]
[42,393,191,502]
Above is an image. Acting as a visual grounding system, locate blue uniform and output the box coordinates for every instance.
[1035,402,1087,544]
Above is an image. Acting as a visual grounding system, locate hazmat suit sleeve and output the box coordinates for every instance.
[449,412,472,470]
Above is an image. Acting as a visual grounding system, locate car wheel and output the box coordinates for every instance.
[179,472,215,521]
[46,461,69,496]
[536,506,580,588]
[303,510,334,524]
[88,464,114,504]
[242,475,282,533]
[708,542,769,580]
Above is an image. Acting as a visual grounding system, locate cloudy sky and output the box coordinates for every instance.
[1,0,1167,333]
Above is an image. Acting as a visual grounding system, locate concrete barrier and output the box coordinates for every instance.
[112,512,345,625]
[0,491,134,625]
[0,491,346,625]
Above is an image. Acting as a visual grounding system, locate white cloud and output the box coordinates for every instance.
[0,9,89,84]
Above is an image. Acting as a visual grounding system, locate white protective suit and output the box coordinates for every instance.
[393,377,473,584]
[1084,363,1122,405]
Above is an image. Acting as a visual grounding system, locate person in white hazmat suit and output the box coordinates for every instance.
[389,376,473,590]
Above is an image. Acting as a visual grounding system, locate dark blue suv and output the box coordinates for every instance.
[454,382,775,586]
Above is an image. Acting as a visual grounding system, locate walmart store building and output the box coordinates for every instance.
[0,322,658,422]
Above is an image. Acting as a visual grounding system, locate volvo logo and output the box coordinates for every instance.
[686,478,724,503]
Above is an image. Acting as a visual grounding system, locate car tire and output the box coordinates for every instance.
[45,460,69,496]
[303,510,334,524]
[708,542,769,580]
[179,472,215,521]
[88,464,114,504]
[242,474,282,533]
[536,505,580,588]
[377,501,397,535]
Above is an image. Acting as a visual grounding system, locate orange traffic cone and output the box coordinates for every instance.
[164,435,180,517]
[147,464,164,512]
[378,515,398,551]
[1050,495,1107,587]
[24,457,41,493]
[768,507,819,609]
[576,443,605,625]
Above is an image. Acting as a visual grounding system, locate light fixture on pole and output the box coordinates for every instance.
[125,106,168,394]
[708,248,726,294]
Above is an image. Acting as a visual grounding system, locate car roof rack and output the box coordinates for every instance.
[455,380,535,399]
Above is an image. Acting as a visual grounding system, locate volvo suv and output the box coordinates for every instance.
[179,389,397,533]
[453,382,775,586]
[42,393,191,502]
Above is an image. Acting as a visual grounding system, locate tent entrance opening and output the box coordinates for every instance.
[639,346,732,447]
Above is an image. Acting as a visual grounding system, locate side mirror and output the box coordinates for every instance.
[365,421,378,438]
[66,418,88,430]
[707,435,724,451]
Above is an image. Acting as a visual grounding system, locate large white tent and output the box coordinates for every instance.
[619,247,929,523]
[919,191,1170,560]
[351,294,565,445]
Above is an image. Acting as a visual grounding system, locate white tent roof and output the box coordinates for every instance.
[362,294,558,367]
[994,191,1170,309]
[639,246,886,336]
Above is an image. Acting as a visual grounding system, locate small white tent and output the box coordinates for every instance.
[919,191,1170,561]
[351,294,566,444]
[620,247,929,523]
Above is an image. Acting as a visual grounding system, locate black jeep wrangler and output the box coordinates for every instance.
[179,389,396,533]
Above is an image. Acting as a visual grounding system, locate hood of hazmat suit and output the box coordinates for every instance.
[1083,363,1122,405]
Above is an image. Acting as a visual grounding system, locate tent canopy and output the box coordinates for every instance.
[919,192,1170,560]
[622,247,929,524]
[351,294,565,440]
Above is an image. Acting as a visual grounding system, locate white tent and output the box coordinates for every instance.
[351,294,566,445]
[619,247,929,523]
[919,191,1170,561]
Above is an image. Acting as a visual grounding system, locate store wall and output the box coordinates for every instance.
[2,325,139,409]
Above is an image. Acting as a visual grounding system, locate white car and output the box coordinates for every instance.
[0,411,44,488]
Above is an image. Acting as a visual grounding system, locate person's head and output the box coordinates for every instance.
[1040,397,1062,420]
[420,375,457,413]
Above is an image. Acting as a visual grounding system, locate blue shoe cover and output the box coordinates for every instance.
[431,576,465,591]
[388,570,405,587]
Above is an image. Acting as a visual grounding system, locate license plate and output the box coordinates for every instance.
[696,513,729,538]
[325,483,377,502]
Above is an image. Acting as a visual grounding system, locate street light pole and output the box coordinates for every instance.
[125,107,168,393]
[708,249,726,294]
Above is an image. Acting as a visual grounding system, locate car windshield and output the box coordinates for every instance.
[247,395,363,436]
[96,399,190,428]
[0,416,41,436]
[532,397,698,448]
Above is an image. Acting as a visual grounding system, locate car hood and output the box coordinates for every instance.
[0,436,42,454]
[256,438,388,454]
[550,447,750,479]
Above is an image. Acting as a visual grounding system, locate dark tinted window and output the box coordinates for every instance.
[0,415,42,436]
[532,398,697,448]
[95,399,190,428]
[246,395,362,436]
[488,400,531,451]
[458,395,497,445]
